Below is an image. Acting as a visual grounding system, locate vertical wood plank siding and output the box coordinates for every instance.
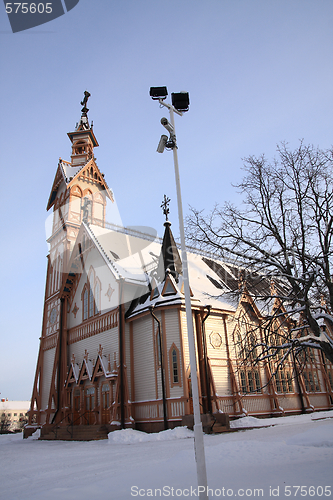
[41,348,56,411]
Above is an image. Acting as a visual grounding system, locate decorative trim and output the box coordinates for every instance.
[68,309,118,344]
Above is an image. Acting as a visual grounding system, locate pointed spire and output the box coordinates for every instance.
[67,91,99,167]
[158,196,182,282]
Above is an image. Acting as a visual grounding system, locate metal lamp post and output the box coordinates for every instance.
[150,87,209,500]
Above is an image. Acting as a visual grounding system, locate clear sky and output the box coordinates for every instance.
[1,0,332,400]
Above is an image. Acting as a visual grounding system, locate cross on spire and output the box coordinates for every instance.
[81,90,91,116]
[161,195,171,221]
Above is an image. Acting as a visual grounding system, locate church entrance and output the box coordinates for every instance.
[85,387,95,424]
[73,389,80,424]
[101,383,110,424]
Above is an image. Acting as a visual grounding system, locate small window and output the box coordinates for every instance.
[172,349,179,383]
[83,288,88,320]
[89,287,94,317]
[169,344,181,387]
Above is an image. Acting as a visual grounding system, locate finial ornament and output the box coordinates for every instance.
[161,194,171,221]
[81,90,91,116]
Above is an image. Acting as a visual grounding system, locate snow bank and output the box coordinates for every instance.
[108,426,194,444]
[230,409,333,429]
[230,416,273,428]
[287,423,333,448]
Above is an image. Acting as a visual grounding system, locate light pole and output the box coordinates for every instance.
[150,87,209,500]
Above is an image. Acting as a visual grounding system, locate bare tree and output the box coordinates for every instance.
[187,142,333,366]
[0,413,12,434]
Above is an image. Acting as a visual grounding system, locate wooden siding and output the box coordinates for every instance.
[41,348,56,411]
[132,315,156,402]
[164,309,184,399]
[205,314,232,395]
[68,326,119,368]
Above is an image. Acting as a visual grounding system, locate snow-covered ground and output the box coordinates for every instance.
[1,411,332,500]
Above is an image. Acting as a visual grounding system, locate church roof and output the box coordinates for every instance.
[47,158,113,211]
[157,221,183,281]
[61,216,288,319]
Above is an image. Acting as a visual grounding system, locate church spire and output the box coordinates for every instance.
[158,195,182,281]
[67,91,99,167]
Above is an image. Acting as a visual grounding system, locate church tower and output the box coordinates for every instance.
[28,92,113,427]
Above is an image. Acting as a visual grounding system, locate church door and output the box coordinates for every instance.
[101,383,110,424]
[85,387,95,424]
[73,389,80,424]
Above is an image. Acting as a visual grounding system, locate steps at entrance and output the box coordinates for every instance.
[40,425,109,441]
[181,412,230,434]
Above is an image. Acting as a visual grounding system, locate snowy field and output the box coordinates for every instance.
[1,411,332,500]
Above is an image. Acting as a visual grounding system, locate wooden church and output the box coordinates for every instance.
[25,95,333,440]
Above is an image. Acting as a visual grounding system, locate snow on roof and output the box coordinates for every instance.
[59,159,84,185]
[0,401,30,411]
[84,223,283,319]
[88,224,161,285]
[72,363,80,383]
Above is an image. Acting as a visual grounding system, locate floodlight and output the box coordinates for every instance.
[150,87,168,100]
[171,92,190,112]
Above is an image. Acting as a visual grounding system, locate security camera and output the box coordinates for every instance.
[161,117,174,134]
[157,135,168,153]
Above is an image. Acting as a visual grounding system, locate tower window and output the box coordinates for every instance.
[169,343,181,387]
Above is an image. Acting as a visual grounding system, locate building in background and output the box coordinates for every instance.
[1,399,29,432]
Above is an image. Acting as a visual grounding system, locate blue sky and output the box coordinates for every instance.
[1,0,332,400]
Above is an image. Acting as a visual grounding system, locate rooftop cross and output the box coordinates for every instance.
[161,195,171,221]
[81,90,91,116]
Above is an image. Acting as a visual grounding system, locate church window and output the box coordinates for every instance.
[83,288,88,320]
[89,287,94,318]
[102,384,110,409]
[239,369,261,393]
[85,387,95,411]
[82,270,100,320]
[169,344,181,387]
[274,367,294,393]
[172,349,179,383]
[303,370,320,392]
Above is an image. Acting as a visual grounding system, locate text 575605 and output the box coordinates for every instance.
[5,3,53,14]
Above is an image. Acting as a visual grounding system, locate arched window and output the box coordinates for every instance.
[83,287,88,320]
[172,349,179,383]
[89,287,94,318]
[82,269,100,320]
[169,344,181,387]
